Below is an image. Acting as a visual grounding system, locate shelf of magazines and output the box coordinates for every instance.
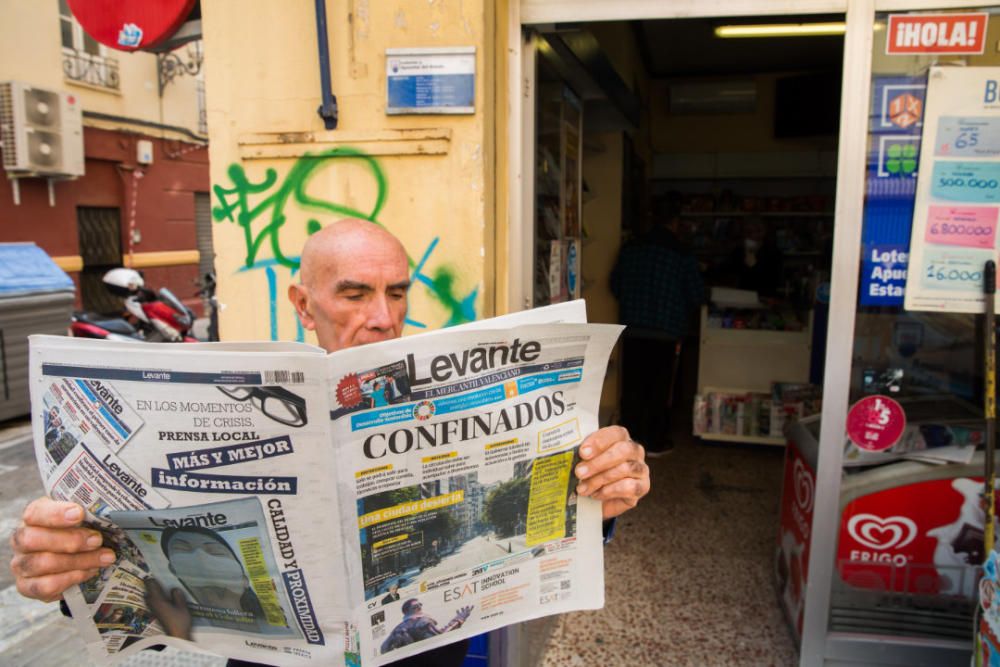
[693,384,822,446]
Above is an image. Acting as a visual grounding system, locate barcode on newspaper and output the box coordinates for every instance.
[262,370,305,384]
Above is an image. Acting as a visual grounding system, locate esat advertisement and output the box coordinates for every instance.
[837,477,985,598]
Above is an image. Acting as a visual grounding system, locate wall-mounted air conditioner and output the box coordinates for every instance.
[0,81,84,178]
[668,80,757,114]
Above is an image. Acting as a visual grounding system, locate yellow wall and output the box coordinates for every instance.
[0,1,203,140]
[202,0,491,342]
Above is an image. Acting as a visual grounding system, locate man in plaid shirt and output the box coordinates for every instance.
[611,204,704,455]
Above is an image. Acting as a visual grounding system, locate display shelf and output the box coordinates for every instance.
[695,308,813,446]
[698,432,785,446]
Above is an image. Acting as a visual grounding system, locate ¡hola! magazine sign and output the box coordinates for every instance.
[886,13,987,55]
[837,477,984,598]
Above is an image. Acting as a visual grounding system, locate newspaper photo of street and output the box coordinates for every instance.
[359,449,580,601]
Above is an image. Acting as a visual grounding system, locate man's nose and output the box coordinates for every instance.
[366,294,393,329]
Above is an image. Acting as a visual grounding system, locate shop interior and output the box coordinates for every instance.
[532,16,841,447]
[526,15,845,663]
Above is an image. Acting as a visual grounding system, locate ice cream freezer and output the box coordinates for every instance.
[777,396,986,666]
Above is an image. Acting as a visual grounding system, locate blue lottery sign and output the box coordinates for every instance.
[860,76,928,306]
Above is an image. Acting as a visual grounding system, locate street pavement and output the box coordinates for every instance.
[0,418,224,667]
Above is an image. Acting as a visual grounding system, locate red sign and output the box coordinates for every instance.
[67,0,196,52]
[846,395,906,451]
[777,440,815,638]
[886,13,987,55]
[837,477,984,598]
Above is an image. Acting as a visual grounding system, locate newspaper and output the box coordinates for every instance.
[27,301,623,666]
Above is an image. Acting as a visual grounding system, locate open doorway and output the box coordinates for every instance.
[522,13,844,664]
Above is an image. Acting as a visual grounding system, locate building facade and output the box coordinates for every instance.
[0,0,209,314]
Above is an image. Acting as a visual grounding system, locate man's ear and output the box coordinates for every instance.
[287,283,316,331]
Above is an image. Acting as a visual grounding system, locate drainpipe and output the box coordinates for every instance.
[314,0,339,129]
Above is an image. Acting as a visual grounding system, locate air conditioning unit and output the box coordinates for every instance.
[0,82,84,177]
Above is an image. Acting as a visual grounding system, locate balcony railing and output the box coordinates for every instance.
[62,50,120,91]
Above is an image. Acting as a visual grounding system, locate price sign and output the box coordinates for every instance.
[922,248,990,290]
[904,67,1000,313]
[924,205,998,249]
[931,161,1000,203]
[936,116,1000,158]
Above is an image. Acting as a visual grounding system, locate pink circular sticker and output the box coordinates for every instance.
[846,395,906,451]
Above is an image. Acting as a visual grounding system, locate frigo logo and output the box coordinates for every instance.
[793,459,814,513]
[846,513,918,551]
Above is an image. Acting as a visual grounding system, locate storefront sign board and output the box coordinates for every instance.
[886,13,987,55]
[904,67,1000,313]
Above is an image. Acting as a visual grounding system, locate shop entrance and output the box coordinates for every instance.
[528,17,841,442]
[508,2,1000,666]
[516,11,845,664]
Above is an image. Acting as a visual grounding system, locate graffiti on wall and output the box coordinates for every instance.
[211,146,477,339]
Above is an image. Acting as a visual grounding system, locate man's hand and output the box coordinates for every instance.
[145,578,193,640]
[9,497,116,602]
[575,426,650,520]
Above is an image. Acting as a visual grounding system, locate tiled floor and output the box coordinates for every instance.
[534,432,800,666]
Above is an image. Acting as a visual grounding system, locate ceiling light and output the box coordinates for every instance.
[714,22,847,38]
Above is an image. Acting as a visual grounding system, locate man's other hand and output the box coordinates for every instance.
[575,426,650,520]
[9,497,115,602]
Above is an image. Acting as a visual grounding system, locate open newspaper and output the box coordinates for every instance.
[27,301,623,666]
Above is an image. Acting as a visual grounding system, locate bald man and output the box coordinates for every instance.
[10,219,651,666]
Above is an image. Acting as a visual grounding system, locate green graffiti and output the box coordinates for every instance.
[211,146,387,269]
[211,147,478,336]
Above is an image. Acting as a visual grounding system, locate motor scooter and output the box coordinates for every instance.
[70,268,199,343]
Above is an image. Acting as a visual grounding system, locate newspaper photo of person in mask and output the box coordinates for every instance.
[108,497,300,641]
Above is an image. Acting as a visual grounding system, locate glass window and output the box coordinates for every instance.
[829,6,1000,651]
[60,18,73,49]
[82,30,99,56]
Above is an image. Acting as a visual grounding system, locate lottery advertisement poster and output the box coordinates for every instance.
[904,66,1000,313]
[859,75,926,306]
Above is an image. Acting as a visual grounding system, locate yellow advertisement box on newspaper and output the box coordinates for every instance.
[239,537,290,628]
[525,450,575,546]
[358,490,465,529]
